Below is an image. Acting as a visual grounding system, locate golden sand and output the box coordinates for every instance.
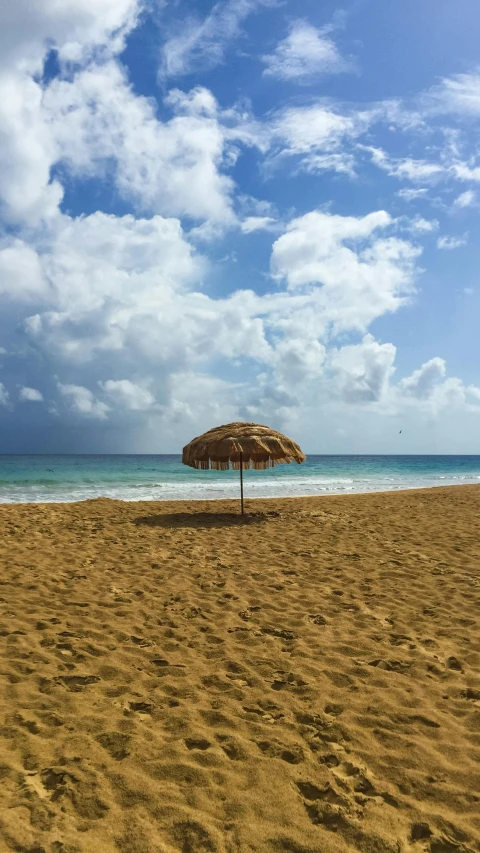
[0,486,479,853]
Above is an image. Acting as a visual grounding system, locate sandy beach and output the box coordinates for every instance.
[0,485,479,853]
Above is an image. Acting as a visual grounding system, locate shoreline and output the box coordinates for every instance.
[0,478,480,507]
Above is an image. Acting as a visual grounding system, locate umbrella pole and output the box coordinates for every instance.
[239,452,244,515]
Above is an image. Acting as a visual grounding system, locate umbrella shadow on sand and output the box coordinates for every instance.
[134,511,279,529]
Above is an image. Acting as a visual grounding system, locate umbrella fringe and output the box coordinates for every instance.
[188,457,300,471]
[182,422,306,470]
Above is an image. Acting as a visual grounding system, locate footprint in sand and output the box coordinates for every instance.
[256,739,304,764]
[151,658,186,671]
[96,732,131,760]
[368,658,411,673]
[128,700,154,714]
[260,626,297,641]
[333,762,400,808]
[446,656,463,671]
[297,780,345,804]
[298,781,351,832]
[324,703,344,717]
[307,614,327,626]
[129,635,153,647]
[320,753,341,768]
[389,633,415,648]
[185,737,211,750]
[55,674,101,692]
[24,767,76,801]
[460,688,480,700]
[13,714,41,734]
[269,671,309,691]
[410,822,432,842]
[215,734,248,760]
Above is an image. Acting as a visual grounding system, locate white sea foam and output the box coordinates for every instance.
[2,470,480,504]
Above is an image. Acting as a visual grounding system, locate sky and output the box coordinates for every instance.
[1,0,480,454]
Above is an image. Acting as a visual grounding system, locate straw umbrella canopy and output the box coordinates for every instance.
[182,422,306,514]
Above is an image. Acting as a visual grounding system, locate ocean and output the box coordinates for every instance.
[1,454,480,504]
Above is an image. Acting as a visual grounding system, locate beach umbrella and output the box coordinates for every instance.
[182,421,306,515]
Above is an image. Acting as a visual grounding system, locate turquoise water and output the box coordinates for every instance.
[1,455,480,504]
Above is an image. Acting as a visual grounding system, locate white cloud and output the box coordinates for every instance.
[271,209,420,333]
[160,0,274,79]
[158,372,243,435]
[240,216,278,233]
[164,86,219,118]
[392,357,480,416]
[0,0,141,226]
[0,383,9,406]
[0,0,139,73]
[262,20,351,81]
[0,74,63,225]
[1,0,480,449]
[273,338,325,387]
[396,188,429,201]
[454,190,475,208]
[44,64,237,224]
[271,103,370,176]
[425,69,480,117]
[328,335,396,403]
[2,205,426,431]
[101,379,156,411]
[58,383,109,419]
[437,234,468,250]
[408,216,439,233]
[19,387,44,402]
[364,146,445,183]
[1,50,253,226]
[398,357,446,399]
[21,210,206,362]
[452,162,480,182]
[0,239,47,300]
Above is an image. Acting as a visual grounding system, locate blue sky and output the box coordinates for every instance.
[1,0,480,453]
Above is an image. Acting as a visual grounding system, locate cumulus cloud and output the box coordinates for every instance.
[20,211,206,363]
[398,358,446,399]
[240,216,279,233]
[437,234,468,250]
[451,162,480,182]
[270,103,370,176]
[328,335,396,403]
[43,65,238,224]
[0,205,423,432]
[454,190,475,208]
[407,217,439,233]
[0,74,63,225]
[1,0,479,447]
[1,45,255,226]
[160,0,274,79]
[271,209,420,333]
[0,383,9,406]
[0,239,47,300]
[273,338,325,387]
[262,20,351,81]
[58,383,109,419]
[101,380,156,411]
[363,146,445,183]
[0,0,139,73]
[424,69,480,117]
[19,387,44,402]
[0,0,140,225]
[396,188,429,202]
